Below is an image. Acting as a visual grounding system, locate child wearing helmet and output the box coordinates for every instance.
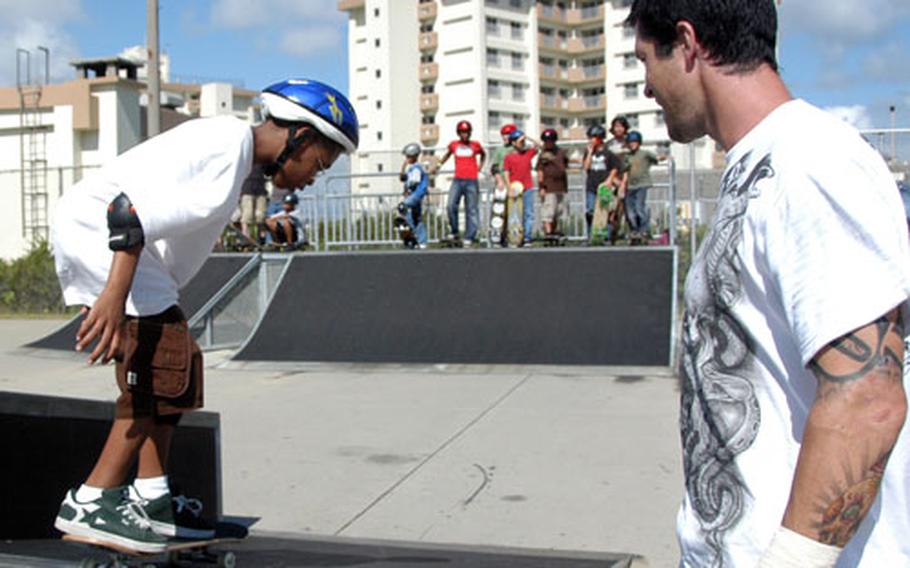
[434,120,486,245]
[536,128,569,237]
[490,124,517,192]
[502,129,540,245]
[50,78,357,552]
[582,124,623,236]
[266,192,304,249]
[399,143,429,248]
[620,130,662,245]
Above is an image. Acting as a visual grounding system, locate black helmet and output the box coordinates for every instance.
[541,128,558,142]
[283,193,299,205]
[586,124,606,139]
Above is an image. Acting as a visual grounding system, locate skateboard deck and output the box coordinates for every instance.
[506,181,524,247]
[219,224,261,252]
[63,533,238,567]
[590,182,615,244]
[489,184,508,247]
[393,212,418,249]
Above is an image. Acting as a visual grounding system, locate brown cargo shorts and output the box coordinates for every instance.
[115,306,203,420]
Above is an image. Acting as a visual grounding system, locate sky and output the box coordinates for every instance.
[0,0,908,133]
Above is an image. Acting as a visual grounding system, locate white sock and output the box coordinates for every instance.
[131,475,170,500]
[74,484,104,503]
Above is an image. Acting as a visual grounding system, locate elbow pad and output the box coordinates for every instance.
[107,192,145,251]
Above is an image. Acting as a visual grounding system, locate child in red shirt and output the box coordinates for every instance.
[435,121,485,244]
[502,129,539,244]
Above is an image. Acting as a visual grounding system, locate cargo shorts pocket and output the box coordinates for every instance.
[119,319,192,400]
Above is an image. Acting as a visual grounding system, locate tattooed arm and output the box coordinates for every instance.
[782,307,907,548]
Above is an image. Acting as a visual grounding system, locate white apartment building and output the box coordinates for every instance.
[339,0,718,194]
[0,56,259,259]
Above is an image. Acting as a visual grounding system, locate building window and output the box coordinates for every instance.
[655,111,665,126]
[623,53,637,69]
[488,79,502,99]
[375,38,380,47]
[377,131,383,141]
[374,8,380,17]
[486,17,499,36]
[624,83,638,99]
[376,100,382,109]
[488,111,502,127]
[487,48,500,67]
[512,83,525,102]
[422,115,436,124]
[420,53,435,63]
[377,163,384,172]
[421,84,435,94]
[511,52,523,71]
[622,24,635,39]
[375,69,381,78]
[510,0,521,7]
[627,113,640,128]
[510,22,523,41]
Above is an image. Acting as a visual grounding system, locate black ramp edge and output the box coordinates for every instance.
[0,392,220,539]
[26,253,254,351]
[234,248,674,366]
[0,534,639,567]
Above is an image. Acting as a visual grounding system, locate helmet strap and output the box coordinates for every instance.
[264,125,313,178]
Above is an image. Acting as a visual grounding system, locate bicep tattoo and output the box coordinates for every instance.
[809,308,904,388]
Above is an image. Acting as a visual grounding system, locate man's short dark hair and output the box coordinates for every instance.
[627,0,778,73]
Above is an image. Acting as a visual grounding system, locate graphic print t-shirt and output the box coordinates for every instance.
[678,99,910,568]
[448,140,484,180]
[585,147,621,193]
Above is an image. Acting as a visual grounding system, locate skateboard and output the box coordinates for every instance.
[489,183,508,247]
[63,533,238,567]
[439,235,463,248]
[394,203,418,249]
[539,233,568,247]
[506,180,524,247]
[218,223,261,252]
[589,182,614,245]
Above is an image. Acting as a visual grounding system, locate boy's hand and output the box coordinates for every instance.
[76,289,126,365]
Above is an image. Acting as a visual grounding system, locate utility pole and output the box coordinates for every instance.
[147,0,161,137]
[890,105,897,164]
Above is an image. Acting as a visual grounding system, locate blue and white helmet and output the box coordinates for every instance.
[261,79,359,153]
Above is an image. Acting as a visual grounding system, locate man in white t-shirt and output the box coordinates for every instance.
[51,79,358,552]
[628,1,910,567]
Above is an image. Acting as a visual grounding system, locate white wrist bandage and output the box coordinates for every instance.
[757,526,842,568]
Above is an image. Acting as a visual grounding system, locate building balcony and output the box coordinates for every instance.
[567,94,606,113]
[568,125,588,140]
[420,124,439,144]
[418,1,438,22]
[537,33,567,53]
[567,5,604,24]
[536,4,566,23]
[420,93,439,112]
[538,63,566,81]
[419,31,438,51]
[568,64,605,83]
[567,35,605,54]
[419,62,438,82]
[539,94,566,111]
[337,0,365,11]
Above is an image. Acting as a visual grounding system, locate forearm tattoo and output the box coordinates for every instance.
[806,309,905,547]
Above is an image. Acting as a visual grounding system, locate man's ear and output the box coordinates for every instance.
[675,20,700,71]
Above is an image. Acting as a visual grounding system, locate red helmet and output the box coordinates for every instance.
[500,124,517,137]
[541,128,558,142]
[456,120,472,134]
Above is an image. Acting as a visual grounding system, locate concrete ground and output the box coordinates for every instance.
[1,319,683,567]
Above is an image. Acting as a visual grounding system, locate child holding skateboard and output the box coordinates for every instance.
[536,128,569,238]
[582,124,623,238]
[433,121,485,246]
[399,142,429,248]
[51,78,358,553]
[502,129,539,245]
[489,123,517,191]
[620,131,664,245]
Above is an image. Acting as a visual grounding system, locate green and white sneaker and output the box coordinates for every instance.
[137,492,215,539]
[54,487,168,553]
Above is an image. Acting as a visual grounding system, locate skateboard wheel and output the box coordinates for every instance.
[219,551,237,568]
[491,217,503,229]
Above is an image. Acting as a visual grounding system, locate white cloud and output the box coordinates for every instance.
[209,0,344,57]
[780,0,910,45]
[824,105,874,129]
[0,1,85,86]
